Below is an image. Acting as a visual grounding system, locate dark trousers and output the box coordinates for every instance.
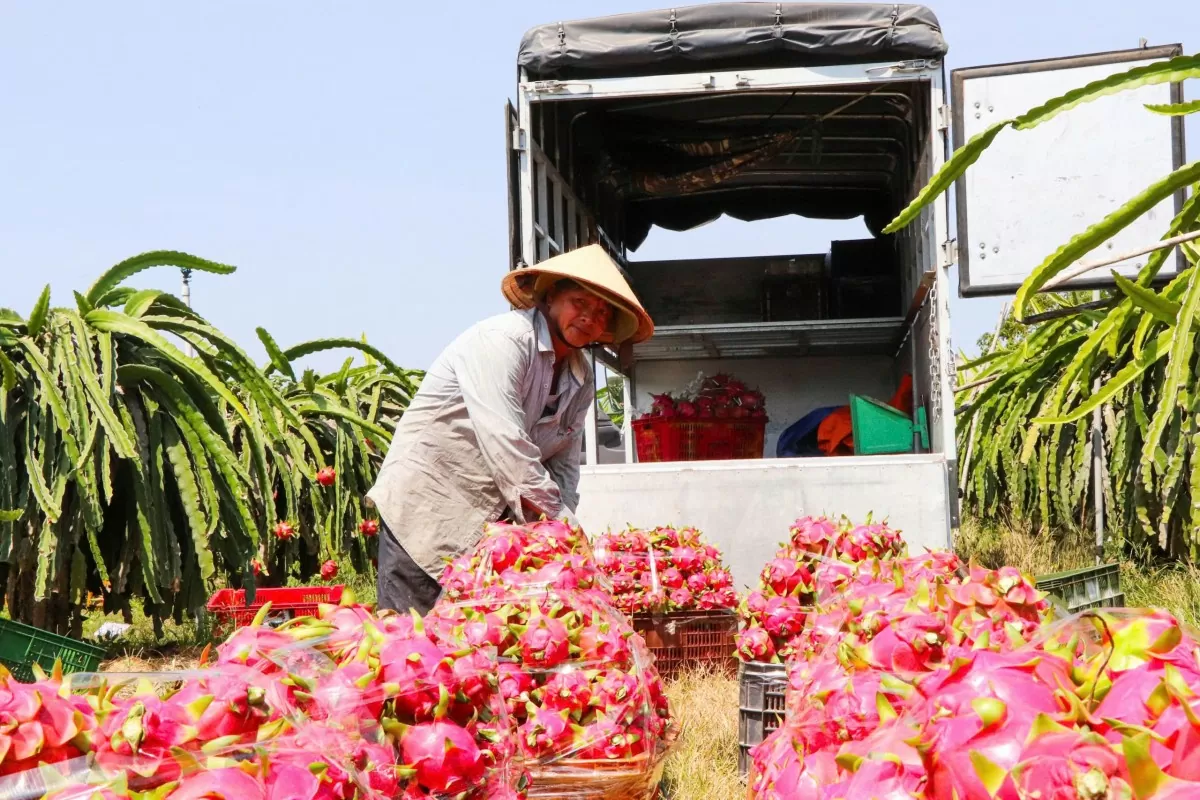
[377,522,443,616]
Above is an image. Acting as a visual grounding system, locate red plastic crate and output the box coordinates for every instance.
[632,610,738,681]
[632,418,766,462]
[206,585,344,631]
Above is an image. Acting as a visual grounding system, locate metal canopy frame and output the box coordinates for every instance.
[633,318,906,361]
[510,60,956,469]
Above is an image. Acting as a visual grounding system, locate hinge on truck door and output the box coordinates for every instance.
[940,238,957,268]
[936,105,951,132]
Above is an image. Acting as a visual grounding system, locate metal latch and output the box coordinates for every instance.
[868,59,940,74]
[937,104,951,131]
[940,238,958,268]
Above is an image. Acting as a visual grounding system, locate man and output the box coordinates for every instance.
[367,245,654,614]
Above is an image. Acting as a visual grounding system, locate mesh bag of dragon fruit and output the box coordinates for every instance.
[591,525,738,615]
[426,584,678,800]
[12,599,528,800]
[439,519,615,603]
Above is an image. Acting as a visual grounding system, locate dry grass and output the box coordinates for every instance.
[661,666,742,800]
[957,517,1200,627]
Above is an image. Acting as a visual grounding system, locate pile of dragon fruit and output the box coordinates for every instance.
[641,372,766,421]
[743,523,1200,799]
[751,602,1200,798]
[736,515,908,663]
[0,521,672,800]
[434,520,675,794]
[592,525,738,614]
[0,602,520,800]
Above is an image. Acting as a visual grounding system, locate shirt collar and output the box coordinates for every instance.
[530,309,588,385]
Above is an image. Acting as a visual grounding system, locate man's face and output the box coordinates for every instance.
[545,285,615,348]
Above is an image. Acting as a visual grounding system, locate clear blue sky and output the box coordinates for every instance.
[1,1,1193,374]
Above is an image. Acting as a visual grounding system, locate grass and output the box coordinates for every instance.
[955,517,1200,626]
[660,666,742,800]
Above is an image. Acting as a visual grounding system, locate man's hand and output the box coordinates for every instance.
[520,496,581,530]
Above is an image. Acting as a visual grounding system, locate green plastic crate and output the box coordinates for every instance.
[1035,563,1124,613]
[849,394,929,455]
[0,617,108,683]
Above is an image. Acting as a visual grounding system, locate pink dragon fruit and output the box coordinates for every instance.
[592,670,646,724]
[1008,715,1132,800]
[0,666,96,775]
[165,766,265,800]
[379,635,455,720]
[736,626,776,663]
[916,649,1073,800]
[788,516,840,555]
[669,587,693,609]
[539,670,594,715]
[520,706,575,758]
[760,596,807,639]
[578,621,632,665]
[518,614,572,668]
[400,720,487,796]
[658,567,684,590]
[760,557,814,598]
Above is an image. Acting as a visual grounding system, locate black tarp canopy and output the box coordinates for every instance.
[518,3,948,81]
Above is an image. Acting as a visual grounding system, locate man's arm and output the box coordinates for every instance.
[451,328,564,521]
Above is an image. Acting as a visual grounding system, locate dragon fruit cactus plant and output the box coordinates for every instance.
[593,524,737,614]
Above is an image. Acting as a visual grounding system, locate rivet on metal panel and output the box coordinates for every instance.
[974,102,980,108]
[993,247,999,254]
[988,106,994,112]
[979,242,986,249]
[980,253,987,260]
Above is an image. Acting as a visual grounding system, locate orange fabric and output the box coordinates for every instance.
[817,374,915,456]
[817,407,854,456]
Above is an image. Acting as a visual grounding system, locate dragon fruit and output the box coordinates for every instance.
[400,720,487,796]
[578,621,632,665]
[538,671,594,715]
[379,634,455,720]
[1007,716,1132,800]
[357,519,378,537]
[315,467,336,487]
[736,626,776,663]
[165,765,265,800]
[520,706,575,758]
[518,613,572,668]
[272,521,296,541]
[319,560,339,581]
[0,665,95,776]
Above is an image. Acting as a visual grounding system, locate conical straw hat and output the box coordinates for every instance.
[501,245,654,345]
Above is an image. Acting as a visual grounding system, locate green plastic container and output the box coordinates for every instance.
[849,394,929,455]
[0,617,108,683]
[1035,563,1124,613]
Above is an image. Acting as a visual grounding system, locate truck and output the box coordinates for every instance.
[506,3,1188,588]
